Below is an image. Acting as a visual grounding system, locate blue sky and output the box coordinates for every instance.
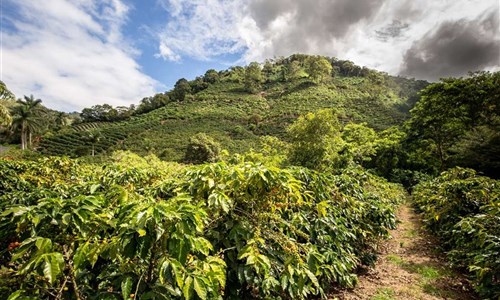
[121,1,242,90]
[1,0,498,111]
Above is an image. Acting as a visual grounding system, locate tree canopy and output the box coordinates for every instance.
[406,71,500,176]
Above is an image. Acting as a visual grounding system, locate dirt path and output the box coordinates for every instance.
[330,203,477,300]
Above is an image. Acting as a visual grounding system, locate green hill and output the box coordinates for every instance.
[37,55,428,160]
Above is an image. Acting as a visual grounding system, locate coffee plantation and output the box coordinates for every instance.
[1,154,405,299]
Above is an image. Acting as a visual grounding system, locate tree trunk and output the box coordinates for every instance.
[21,123,26,150]
[29,131,32,149]
[92,145,95,156]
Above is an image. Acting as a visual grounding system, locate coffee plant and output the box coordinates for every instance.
[413,167,500,299]
[1,155,405,299]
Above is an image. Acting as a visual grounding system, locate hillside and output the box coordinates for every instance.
[37,55,428,160]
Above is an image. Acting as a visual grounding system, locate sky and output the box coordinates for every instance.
[1,0,499,112]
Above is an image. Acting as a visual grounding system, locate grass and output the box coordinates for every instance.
[403,228,418,238]
[385,254,455,297]
[402,262,446,281]
[371,288,396,300]
[386,254,404,266]
[421,282,456,298]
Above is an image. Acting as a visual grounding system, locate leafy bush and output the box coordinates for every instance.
[184,133,221,164]
[0,156,405,299]
[413,167,500,298]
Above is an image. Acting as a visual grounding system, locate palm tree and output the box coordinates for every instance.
[54,111,70,130]
[84,130,103,156]
[12,95,43,150]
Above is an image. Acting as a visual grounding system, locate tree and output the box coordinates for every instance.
[12,95,43,149]
[53,111,71,130]
[203,69,219,84]
[190,77,209,93]
[80,104,118,122]
[0,103,11,126]
[172,78,192,101]
[84,130,103,156]
[306,56,332,83]
[284,60,304,81]
[0,81,14,126]
[136,93,170,114]
[244,62,262,93]
[184,133,221,164]
[287,109,343,169]
[406,71,500,175]
[262,60,274,82]
[0,80,15,101]
[341,123,377,164]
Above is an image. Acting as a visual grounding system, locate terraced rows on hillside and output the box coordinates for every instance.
[38,76,425,160]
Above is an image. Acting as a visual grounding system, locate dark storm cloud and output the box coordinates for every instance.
[248,0,384,55]
[375,20,410,41]
[400,9,500,81]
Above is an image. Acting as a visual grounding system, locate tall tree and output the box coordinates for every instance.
[284,60,304,81]
[287,109,343,170]
[0,81,15,126]
[84,130,103,156]
[172,78,192,101]
[0,103,11,126]
[244,62,262,93]
[306,56,333,83]
[406,71,500,175]
[54,111,71,130]
[0,80,15,101]
[12,95,43,149]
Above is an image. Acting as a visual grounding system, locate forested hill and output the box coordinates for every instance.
[37,55,428,160]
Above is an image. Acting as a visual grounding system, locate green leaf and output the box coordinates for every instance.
[304,269,320,289]
[183,276,193,300]
[61,213,72,225]
[193,277,207,300]
[137,229,147,237]
[35,238,52,254]
[11,237,38,261]
[193,237,212,256]
[90,184,100,194]
[7,290,24,300]
[121,276,133,300]
[1,206,30,217]
[43,253,64,284]
[6,290,38,300]
[73,243,88,269]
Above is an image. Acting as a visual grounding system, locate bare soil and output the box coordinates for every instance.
[329,203,478,300]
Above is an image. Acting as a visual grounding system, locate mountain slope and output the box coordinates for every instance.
[38,55,428,160]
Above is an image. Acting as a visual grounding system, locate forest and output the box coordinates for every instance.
[0,55,499,299]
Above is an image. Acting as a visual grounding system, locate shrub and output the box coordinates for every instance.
[413,167,500,298]
[184,133,221,164]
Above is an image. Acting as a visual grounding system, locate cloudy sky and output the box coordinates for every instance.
[1,0,499,111]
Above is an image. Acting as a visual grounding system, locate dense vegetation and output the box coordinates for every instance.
[405,71,499,177]
[0,152,405,299]
[1,55,499,298]
[32,55,427,160]
[413,168,500,298]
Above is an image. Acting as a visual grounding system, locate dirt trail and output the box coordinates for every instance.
[330,203,477,300]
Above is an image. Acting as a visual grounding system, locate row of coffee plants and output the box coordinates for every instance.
[413,167,500,298]
[1,155,405,299]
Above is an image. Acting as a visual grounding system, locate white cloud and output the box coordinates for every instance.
[155,0,255,62]
[156,0,500,78]
[2,0,160,111]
